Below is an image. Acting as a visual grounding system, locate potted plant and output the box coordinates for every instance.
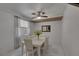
[33,30,42,40]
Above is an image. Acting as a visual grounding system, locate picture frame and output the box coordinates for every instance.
[41,25,51,32]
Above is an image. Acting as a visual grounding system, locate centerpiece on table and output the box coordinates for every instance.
[33,30,42,40]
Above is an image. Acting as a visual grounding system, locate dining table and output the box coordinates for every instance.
[21,37,46,56]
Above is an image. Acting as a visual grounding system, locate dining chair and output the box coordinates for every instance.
[24,39,37,56]
[41,37,48,55]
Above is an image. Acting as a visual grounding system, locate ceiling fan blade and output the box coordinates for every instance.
[32,16,63,22]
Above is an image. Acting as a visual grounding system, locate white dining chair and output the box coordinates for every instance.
[41,37,48,55]
[24,39,37,56]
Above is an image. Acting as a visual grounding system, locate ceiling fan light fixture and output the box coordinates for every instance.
[36,17,41,19]
[32,16,47,20]
[32,17,42,20]
[32,9,48,20]
[42,12,45,14]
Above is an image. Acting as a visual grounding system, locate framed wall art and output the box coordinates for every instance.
[41,25,51,32]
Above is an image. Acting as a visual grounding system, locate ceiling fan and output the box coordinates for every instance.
[31,9,63,22]
[32,9,48,20]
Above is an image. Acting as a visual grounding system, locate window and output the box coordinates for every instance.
[19,19,29,27]
[18,19,30,37]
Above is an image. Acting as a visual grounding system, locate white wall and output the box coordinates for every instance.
[34,21,62,46]
[29,22,35,35]
[0,11,14,55]
[34,21,64,55]
[62,4,79,56]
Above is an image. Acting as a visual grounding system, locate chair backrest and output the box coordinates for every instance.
[24,39,33,51]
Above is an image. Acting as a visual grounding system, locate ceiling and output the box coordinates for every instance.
[0,3,67,20]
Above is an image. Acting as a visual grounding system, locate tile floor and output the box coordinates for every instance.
[6,45,64,56]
